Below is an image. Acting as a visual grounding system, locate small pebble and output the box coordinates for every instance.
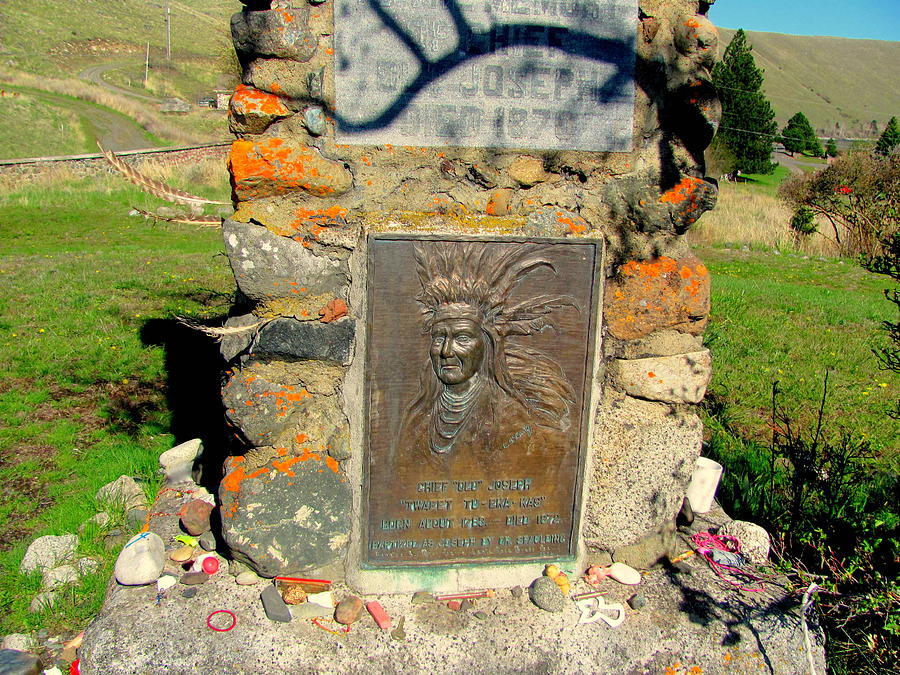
[474,611,489,620]
[529,576,566,612]
[291,602,331,619]
[460,598,474,611]
[608,562,642,585]
[335,596,364,625]
[447,599,462,611]
[198,533,216,551]
[510,586,523,599]
[180,571,209,585]
[182,587,198,599]
[281,585,307,605]
[628,593,647,610]
[169,545,194,563]
[260,585,291,623]
[236,571,260,586]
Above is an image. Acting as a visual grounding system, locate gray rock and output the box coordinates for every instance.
[158,439,202,484]
[231,7,316,62]
[1,634,35,652]
[608,350,712,404]
[114,532,165,586]
[198,533,216,552]
[219,313,260,362]
[0,649,42,674]
[19,535,77,574]
[720,520,771,564]
[303,106,328,136]
[528,576,566,612]
[28,591,56,613]
[253,317,355,365]
[125,509,148,531]
[523,206,591,238]
[95,476,146,511]
[179,572,209,586]
[222,220,349,304]
[606,330,704,360]
[181,587,198,599]
[628,593,647,610]
[220,453,351,577]
[290,602,331,619]
[41,557,98,591]
[260,585,291,623]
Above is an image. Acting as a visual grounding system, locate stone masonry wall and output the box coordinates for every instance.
[217,0,720,581]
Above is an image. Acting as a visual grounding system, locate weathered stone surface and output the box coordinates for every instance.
[19,534,77,574]
[254,317,354,364]
[229,138,352,201]
[584,391,701,551]
[335,596,364,625]
[114,532,165,586]
[605,255,710,340]
[302,106,328,136]
[222,365,315,447]
[220,313,260,362]
[222,219,349,303]
[608,350,712,404]
[159,438,202,484]
[507,156,552,187]
[606,329,703,359]
[41,558,98,591]
[180,500,214,536]
[0,649,42,674]
[243,58,321,100]
[0,635,35,653]
[219,453,351,577]
[96,476,146,511]
[523,206,591,237]
[720,520,771,565]
[231,8,316,62]
[229,85,292,135]
[292,394,351,461]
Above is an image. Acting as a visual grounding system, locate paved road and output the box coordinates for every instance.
[773,149,828,175]
[78,63,164,104]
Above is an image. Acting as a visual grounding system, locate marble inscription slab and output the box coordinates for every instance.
[364,235,600,566]
[334,0,636,151]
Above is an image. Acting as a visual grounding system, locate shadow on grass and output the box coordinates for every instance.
[140,317,230,495]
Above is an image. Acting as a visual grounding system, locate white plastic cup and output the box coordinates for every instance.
[685,457,724,513]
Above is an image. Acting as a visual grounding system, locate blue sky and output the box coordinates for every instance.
[709,0,900,42]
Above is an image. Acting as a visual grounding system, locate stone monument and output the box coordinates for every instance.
[219,0,720,592]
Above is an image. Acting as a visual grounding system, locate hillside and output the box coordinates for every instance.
[718,28,900,139]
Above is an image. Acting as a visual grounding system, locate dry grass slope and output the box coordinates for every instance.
[718,28,900,137]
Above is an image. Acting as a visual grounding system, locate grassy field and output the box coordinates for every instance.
[0,163,234,632]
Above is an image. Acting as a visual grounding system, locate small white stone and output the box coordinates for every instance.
[114,532,165,586]
[235,571,260,586]
[79,512,110,534]
[159,439,202,483]
[42,668,64,675]
[96,476,146,510]
[608,562,642,585]
[29,590,57,613]
[306,591,335,608]
[720,520,771,564]
[157,575,177,592]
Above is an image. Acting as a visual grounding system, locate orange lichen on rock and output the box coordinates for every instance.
[319,298,348,323]
[605,255,711,340]
[229,138,353,201]
[230,84,291,117]
[659,176,706,205]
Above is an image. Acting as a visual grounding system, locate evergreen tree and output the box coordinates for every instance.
[781,112,817,156]
[875,116,900,156]
[825,138,838,158]
[713,29,778,174]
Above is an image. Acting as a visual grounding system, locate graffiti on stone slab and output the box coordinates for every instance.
[364,236,600,565]
[334,0,636,151]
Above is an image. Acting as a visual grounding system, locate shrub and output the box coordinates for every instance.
[780,152,900,257]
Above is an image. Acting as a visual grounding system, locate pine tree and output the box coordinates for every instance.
[782,112,815,157]
[826,138,838,158]
[713,29,778,174]
[875,116,900,156]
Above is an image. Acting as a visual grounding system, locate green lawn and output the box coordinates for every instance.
[0,171,233,632]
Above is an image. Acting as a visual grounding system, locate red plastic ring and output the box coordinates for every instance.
[207,609,237,632]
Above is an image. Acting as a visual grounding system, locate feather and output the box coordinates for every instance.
[99,142,228,205]
[133,207,222,227]
[176,316,268,342]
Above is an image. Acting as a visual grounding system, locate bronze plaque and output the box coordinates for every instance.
[364,235,600,566]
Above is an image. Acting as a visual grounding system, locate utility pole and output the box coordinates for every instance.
[165,1,171,62]
[144,41,150,86]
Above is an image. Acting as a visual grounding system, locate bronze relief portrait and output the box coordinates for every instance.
[365,236,599,566]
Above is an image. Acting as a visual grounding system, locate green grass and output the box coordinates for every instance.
[700,247,898,456]
[735,164,791,196]
[0,168,234,633]
[0,90,91,158]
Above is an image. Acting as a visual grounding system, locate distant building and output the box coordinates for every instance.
[214,90,231,110]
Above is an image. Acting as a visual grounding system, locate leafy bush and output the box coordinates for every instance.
[780,152,900,257]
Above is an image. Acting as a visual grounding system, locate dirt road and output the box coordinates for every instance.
[78,63,163,105]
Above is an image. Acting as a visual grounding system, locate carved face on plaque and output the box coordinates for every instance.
[429,315,485,387]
